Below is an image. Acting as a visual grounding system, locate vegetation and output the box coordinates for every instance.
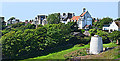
[11,22,25,28]
[47,13,60,24]
[1,16,119,60]
[64,48,87,58]
[108,31,120,43]
[9,17,15,20]
[89,29,110,43]
[93,17,113,29]
[22,43,118,61]
[81,45,120,59]
[1,22,83,59]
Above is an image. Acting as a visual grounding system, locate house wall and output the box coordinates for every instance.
[102,27,109,30]
[61,21,67,24]
[87,18,92,25]
[109,21,118,31]
[78,20,83,29]
[85,12,92,26]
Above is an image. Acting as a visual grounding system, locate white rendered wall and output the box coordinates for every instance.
[109,21,118,31]
[90,36,103,54]
[102,27,109,30]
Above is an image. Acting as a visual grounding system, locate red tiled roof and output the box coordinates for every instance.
[80,11,87,17]
[71,16,80,21]
[85,25,90,28]
[94,20,98,22]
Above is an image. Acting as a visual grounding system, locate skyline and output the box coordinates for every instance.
[2,2,118,21]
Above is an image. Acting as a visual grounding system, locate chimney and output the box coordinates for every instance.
[83,8,86,12]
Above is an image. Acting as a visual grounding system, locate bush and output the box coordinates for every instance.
[1,23,79,59]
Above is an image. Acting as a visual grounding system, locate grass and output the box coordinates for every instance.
[103,43,118,48]
[83,45,120,59]
[22,43,117,61]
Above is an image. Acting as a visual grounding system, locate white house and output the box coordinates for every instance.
[71,8,92,29]
[6,19,20,26]
[60,13,75,24]
[31,14,47,25]
[102,21,120,32]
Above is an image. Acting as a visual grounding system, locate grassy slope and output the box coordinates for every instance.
[22,43,117,61]
[83,45,120,59]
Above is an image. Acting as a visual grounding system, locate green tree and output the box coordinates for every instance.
[108,31,120,43]
[89,29,110,43]
[9,17,15,20]
[47,13,60,24]
[88,29,97,36]
[99,17,113,28]
[11,22,25,28]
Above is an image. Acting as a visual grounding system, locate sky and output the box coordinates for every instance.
[1,2,119,21]
[1,0,119,2]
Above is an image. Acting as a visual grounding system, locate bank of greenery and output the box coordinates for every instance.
[1,22,89,59]
[22,43,118,61]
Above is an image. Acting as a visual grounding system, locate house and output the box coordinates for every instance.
[0,17,6,25]
[71,8,92,29]
[25,20,29,25]
[6,18,20,26]
[60,13,75,24]
[0,17,4,22]
[102,21,120,32]
[31,14,47,25]
[42,19,48,25]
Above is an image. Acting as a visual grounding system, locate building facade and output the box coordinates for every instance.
[71,8,92,29]
[32,14,47,25]
[60,13,75,24]
[102,21,120,32]
[6,19,20,26]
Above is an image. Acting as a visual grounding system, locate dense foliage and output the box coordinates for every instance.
[93,17,113,29]
[108,31,120,43]
[47,13,60,24]
[2,23,36,36]
[11,22,25,28]
[89,29,110,43]
[1,22,83,59]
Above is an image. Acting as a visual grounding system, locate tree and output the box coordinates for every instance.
[115,18,120,21]
[89,29,110,43]
[9,17,15,20]
[108,31,120,43]
[100,17,113,28]
[47,13,60,24]
[89,29,97,36]
[11,22,25,28]
[1,23,79,59]
[95,17,113,29]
